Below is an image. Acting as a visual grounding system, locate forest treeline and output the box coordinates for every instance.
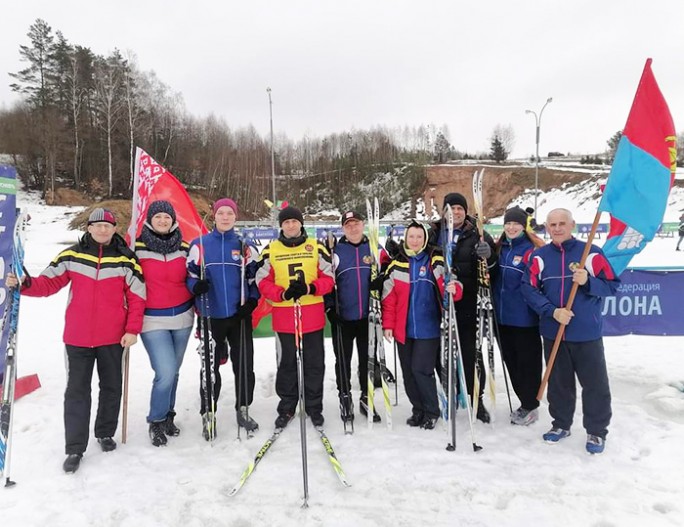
[0,19,466,217]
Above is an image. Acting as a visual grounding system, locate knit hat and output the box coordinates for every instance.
[212,198,238,217]
[503,206,529,226]
[146,200,176,223]
[278,206,304,226]
[443,192,468,213]
[341,210,364,225]
[87,208,116,226]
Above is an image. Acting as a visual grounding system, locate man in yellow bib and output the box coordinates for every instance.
[255,206,335,429]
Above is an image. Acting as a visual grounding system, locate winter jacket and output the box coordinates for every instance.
[255,229,335,334]
[382,244,458,344]
[135,232,193,332]
[186,228,259,318]
[21,232,146,348]
[328,235,389,321]
[428,216,497,316]
[492,235,539,327]
[521,237,619,342]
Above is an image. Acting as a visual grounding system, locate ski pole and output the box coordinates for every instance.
[294,300,309,507]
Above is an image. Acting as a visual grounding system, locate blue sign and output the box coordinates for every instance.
[602,269,684,336]
[0,166,17,383]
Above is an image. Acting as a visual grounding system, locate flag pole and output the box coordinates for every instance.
[122,147,142,444]
[536,210,602,401]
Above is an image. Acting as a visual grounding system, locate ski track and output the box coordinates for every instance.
[2,191,684,526]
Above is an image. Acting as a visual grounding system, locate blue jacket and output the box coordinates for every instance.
[186,228,260,318]
[406,251,442,340]
[521,238,619,342]
[330,236,373,321]
[492,235,538,327]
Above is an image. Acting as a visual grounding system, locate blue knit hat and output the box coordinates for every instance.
[146,200,177,223]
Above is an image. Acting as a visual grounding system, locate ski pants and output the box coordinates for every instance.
[199,315,255,414]
[499,325,542,411]
[64,344,123,455]
[543,338,612,439]
[455,312,486,404]
[397,337,440,419]
[275,329,325,417]
[330,318,369,399]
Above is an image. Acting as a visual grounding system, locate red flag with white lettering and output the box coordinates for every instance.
[126,148,208,248]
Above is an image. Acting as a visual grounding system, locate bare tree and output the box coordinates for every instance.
[93,52,124,196]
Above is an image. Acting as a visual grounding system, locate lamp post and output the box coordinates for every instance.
[267,87,276,226]
[525,97,553,219]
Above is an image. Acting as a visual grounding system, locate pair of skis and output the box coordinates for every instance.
[228,300,349,504]
[227,422,351,498]
[439,207,482,452]
[365,197,392,430]
[0,213,27,487]
[471,169,512,421]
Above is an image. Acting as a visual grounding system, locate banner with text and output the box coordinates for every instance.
[602,268,684,336]
[0,166,17,382]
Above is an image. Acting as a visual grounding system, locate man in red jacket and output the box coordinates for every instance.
[7,208,145,473]
[255,206,334,429]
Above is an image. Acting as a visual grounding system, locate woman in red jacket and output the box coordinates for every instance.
[135,201,194,447]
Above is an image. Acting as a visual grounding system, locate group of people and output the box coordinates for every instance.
[5,191,620,474]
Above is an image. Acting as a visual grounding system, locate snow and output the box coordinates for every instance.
[2,189,684,527]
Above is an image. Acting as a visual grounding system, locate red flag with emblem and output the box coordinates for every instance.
[126,148,208,248]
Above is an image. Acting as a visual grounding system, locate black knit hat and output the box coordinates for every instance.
[443,193,468,213]
[146,200,177,223]
[278,206,304,226]
[503,206,528,226]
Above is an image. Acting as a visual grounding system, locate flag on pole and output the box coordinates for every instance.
[126,147,208,249]
[598,59,677,276]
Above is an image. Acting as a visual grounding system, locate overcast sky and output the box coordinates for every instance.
[1,0,682,159]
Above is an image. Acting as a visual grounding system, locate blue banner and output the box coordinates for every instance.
[602,268,684,336]
[0,166,18,383]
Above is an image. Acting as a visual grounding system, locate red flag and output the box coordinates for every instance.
[126,148,208,247]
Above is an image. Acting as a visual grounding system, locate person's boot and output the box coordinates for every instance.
[406,411,424,427]
[97,437,117,452]
[359,395,381,423]
[476,403,491,424]
[339,393,354,423]
[274,412,294,429]
[164,411,181,437]
[63,454,83,474]
[236,406,259,433]
[149,422,168,447]
[202,412,217,441]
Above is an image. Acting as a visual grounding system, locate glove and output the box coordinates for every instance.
[283,280,308,301]
[193,279,210,295]
[326,308,340,325]
[236,298,258,319]
[475,242,491,259]
[370,275,384,292]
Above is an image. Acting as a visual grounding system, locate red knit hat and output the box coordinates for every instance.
[212,198,238,217]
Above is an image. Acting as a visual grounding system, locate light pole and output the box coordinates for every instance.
[267,87,276,226]
[525,97,553,219]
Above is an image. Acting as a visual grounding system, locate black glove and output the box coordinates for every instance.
[236,298,258,319]
[475,242,491,259]
[193,279,210,295]
[283,280,308,301]
[326,308,340,325]
[370,275,384,292]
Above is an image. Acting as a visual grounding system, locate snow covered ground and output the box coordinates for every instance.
[2,189,684,527]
